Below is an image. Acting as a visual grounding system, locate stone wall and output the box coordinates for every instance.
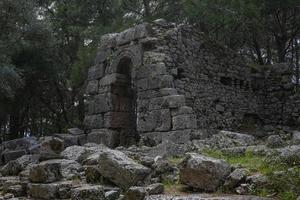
[161,24,263,131]
[85,20,300,146]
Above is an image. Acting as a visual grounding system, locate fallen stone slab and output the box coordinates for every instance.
[1,154,39,176]
[179,153,231,192]
[28,181,73,199]
[98,149,151,189]
[1,149,26,164]
[29,159,83,183]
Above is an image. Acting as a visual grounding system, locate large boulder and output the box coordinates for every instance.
[266,135,284,148]
[179,153,231,191]
[205,131,257,149]
[28,181,73,199]
[1,149,26,164]
[1,154,39,176]
[223,168,249,190]
[29,160,62,183]
[61,144,109,164]
[98,149,151,189]
[277,145,300,165]
[39,137,64,161]
[29,159,83,183]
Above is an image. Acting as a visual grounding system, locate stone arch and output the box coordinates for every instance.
[107,46,142,79]
[109,55,138,145]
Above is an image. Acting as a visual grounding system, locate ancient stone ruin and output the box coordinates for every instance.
[1,20,300,200]
[85,20,300,147]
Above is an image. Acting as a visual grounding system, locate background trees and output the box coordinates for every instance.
[0,0,299,140]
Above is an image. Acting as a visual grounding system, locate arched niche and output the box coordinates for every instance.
[110,56,138,145]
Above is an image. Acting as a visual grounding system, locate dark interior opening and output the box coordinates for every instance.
[114,57,138,145]
[220,77,232,86]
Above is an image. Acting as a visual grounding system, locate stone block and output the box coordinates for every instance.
[172,114,197,130]
[1,137,38,151]
[159,88,178,96]
[134,23,152,39]
[71,185,105,200]
[94,93,132,113]
[67,128,84,135]
[165,95,185,108]
[137,109,171,132]
[171,106,194,116]
[179,153,231,192]
[28,181,72,199]
[87,64,105,80]
[86,80,99,95]
[99,73,129,86]
[161,129,191,144]
[87,129,120,148]
[104,112,133,128]
[136,63,167,79]
[1,149,26,164]
[98,149,151,189]
[84,114,104,129]
[148,75,174,89]
[95,48,112,64]
[116,27,136,46]
[54,134,79,147]
[140,132,163,146]
[29,161,62,183]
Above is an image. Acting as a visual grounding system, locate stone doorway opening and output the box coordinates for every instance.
[112,57,138,145]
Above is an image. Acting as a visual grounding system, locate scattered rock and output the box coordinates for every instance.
[224,168,248,190]
[147,183,164,195]
[179,153,231,191]
[68,128,84,135]
[246,173,268,186]
[105,190,120,200]
[126,186,146,200]
[292,131,300,144]
[277,145,300,165]
[1,155,39,176]
[98,149,151,189]
[266,135,284,148]
[71,185,105,200]
[39,137,64,161]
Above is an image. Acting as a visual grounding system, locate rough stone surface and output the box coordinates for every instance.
[224,168,249,189]
[85,22,300,145]
[39,137,64,161]
[29,160,62,183]
[266,135,284,148]
[98,149,151,189]
[71,185,105,200]
[1,155,39,176]
[179,153,231,191]
[292,131,300,144]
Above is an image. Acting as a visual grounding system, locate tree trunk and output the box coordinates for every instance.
[296,38,299,86]
[143,0,151,21]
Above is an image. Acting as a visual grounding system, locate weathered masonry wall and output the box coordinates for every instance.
[84,21,300,146]
[162,25,263,131]
[84,23,196,147]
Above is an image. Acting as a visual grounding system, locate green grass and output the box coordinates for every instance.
[168,156,185,165]
[201,149,300,200]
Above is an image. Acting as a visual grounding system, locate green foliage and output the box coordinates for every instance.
[203,149,300,199]
[0,66,23,99]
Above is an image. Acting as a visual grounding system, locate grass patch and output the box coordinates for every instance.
[202,149,300,200]
[168,156,185,165]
